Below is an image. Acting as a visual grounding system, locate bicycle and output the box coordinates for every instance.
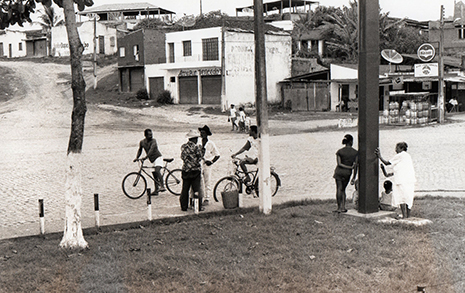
[213,158,281,203]
[122,158,183,199]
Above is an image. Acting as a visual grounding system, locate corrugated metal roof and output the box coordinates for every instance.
[79,2,174,14]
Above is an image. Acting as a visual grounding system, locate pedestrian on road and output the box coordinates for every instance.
[238,107,246,132]
[228,104,238,131]
[375,142,416,219]
[333,134,358,213]
[199,125,220,206]
[180,129,204,212]
[134,129,165,195]
[231,125,259,184]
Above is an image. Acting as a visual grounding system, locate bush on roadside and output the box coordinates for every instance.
[135,88,149,100]
[157,90,174,104]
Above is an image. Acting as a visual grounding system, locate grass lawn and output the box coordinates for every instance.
[1,196,464,292]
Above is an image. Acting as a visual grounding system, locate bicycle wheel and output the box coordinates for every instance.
[254,172,280,197]
[122,172,147,199]
[213,176,240,202]
[166,169,182,196]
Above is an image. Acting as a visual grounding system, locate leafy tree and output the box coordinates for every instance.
[1,0,93,249]
[37,5,63,56]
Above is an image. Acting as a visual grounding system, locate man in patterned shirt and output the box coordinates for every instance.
[180,129,204,211]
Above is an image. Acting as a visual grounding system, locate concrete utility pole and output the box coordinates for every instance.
[254,0,272,214]
[438,5,445,123]
[358,0,379,213]
[93,16,98,89]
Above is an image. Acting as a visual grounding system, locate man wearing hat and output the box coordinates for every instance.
[180,129,204,211]
[199,125,221,206]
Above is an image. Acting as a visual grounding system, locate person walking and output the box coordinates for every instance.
[375,142,416,219]
[333,134,358,213]
[180,129,204,212]
[228,104,238,131]
[134,129,165,195]
[198,125,220,206]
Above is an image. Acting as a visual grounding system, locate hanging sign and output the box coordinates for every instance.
[414,63,438,77]
[417,43,436,62]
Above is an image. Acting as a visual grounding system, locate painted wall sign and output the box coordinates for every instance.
[178,67,221,77]
[414,63,438,77]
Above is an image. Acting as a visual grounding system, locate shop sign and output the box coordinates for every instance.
[179,67,222,77]
[414,63,438,77]
[417,43,436,62]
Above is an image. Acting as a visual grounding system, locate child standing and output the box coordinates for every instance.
[228,104,238,131]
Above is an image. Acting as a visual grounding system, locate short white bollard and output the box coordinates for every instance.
[193,192,199,214]
[38,199,45,235]
[147,188,152,221]
[94,193,100,228]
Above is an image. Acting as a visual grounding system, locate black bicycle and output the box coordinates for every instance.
[213,158,281,203]
[122,158,182,199]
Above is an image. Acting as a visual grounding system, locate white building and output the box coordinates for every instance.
[0,29,27,58]
[144,27,292,108]
[51,21,118,57]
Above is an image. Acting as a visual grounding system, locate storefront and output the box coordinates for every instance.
[380,92,438,125]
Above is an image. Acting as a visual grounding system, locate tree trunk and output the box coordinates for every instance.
[59,0,88,249]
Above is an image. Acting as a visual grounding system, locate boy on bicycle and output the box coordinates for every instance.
[231,125,258,184]
[134,129,165,195]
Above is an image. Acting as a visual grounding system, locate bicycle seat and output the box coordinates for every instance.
[164,158,174,163]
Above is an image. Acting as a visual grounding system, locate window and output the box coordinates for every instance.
[458,25,465,39]
[170,76,176,83]
[119,47,125,57]
[168,43,175,63]
[133,45,139,61]
[202,38,219,61]
[18,43,22,51]
[183,40,192,56]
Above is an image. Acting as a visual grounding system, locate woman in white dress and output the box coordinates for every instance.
[375,142,416,219]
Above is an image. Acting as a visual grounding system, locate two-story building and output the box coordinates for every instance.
[148,27,291,107]
[118,24,292,108]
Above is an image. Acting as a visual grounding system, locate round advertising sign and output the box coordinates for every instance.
[417,43,436,62]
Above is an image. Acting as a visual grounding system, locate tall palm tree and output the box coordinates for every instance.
[37,5,63,56]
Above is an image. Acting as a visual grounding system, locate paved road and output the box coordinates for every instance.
[1,61,465,240]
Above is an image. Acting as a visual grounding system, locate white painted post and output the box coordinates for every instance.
[147,188,152,221]
[38,199,45,235]
[238,192,243,208]
[193,192,199,214]
[94,193,100,228]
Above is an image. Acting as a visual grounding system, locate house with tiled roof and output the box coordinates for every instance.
[78,2,175,31]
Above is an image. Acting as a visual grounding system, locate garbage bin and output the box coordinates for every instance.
[221,190,239,209]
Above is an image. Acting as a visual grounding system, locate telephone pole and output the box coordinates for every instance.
[254,0,272,214]
[438,5,445,123]
[358,0,379,213]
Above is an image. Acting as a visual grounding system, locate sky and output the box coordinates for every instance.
[88,0,455,22]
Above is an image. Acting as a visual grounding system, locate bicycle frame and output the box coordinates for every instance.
[136,159,171,185]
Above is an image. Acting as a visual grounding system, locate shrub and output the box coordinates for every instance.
[135,88,149,100]
[157,90,174,104]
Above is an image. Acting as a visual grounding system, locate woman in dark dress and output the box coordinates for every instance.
[333,134,358,213]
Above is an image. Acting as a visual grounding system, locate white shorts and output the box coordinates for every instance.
[148,156,163,167]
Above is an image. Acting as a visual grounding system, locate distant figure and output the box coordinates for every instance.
[238,107,246,132]
[333,134,358,213]
[180,129,204,212]
[375,142,416,219]
[198,125,220,206]
[134,129,165,195]
[228,104,238,131]
[379,179,396,211]
[244,116,251,133]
